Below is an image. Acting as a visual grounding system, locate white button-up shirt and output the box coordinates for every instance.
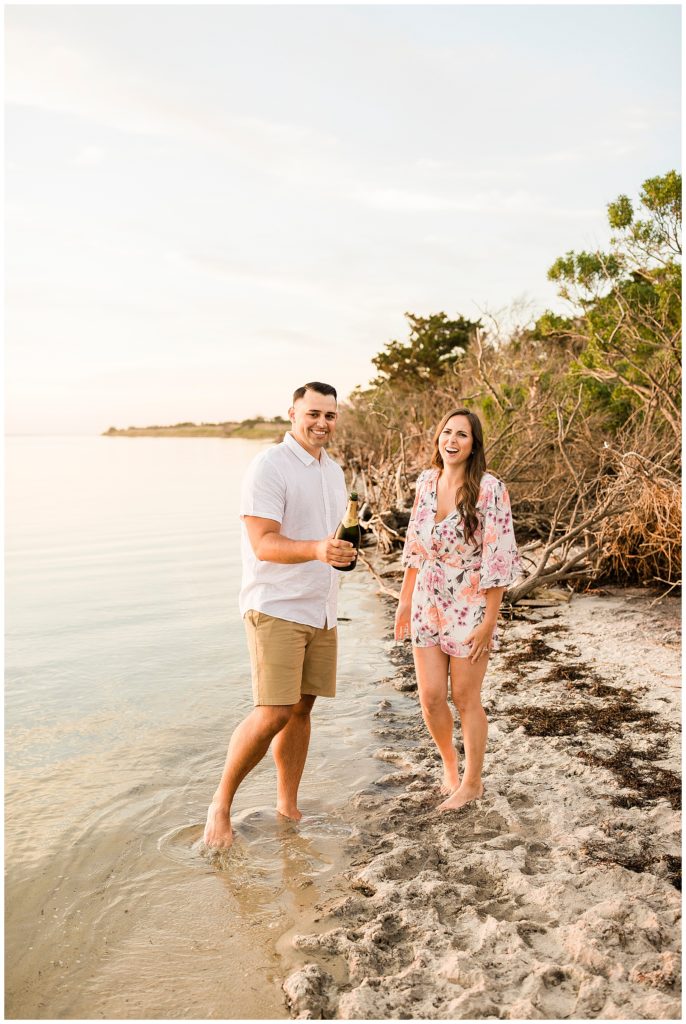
[239,431,348,629]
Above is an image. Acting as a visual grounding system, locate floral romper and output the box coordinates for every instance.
[401,469,525,658]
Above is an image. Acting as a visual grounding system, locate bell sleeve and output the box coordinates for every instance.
[478,476,526,590]
[401,470,427,570]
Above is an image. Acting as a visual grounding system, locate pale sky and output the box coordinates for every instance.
[5,2,681,435]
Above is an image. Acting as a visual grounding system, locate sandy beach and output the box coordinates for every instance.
[282,566,681,1020]
[6,437,680,1019]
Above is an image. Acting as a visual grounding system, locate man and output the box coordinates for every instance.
[203,382,355,849]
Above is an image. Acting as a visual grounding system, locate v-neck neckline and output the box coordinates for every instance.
[432,470,460,526]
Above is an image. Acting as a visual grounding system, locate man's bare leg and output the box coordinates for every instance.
[272,694,316,820]
[203,704,292,848]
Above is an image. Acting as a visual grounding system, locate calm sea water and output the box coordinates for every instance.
[5,436,395,1019]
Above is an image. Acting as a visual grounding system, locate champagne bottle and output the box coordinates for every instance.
[334,491,361,572]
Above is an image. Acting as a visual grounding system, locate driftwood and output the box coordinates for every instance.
[356,548,401,600]
[506,482,627,601]
[335,272,681,599]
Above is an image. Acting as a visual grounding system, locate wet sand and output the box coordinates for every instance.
[282,572,681,1020]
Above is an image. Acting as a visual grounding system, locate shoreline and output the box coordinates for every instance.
[281,558,681,1019]
[101,421,290,440]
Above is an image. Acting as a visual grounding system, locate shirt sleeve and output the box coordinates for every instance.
[478,477,526,590]
[401,471,426,570]
[240,456,287,523]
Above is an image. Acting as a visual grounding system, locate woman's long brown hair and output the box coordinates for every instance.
[430,408,488,544]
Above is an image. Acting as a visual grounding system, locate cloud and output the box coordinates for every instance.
[349,184,601,220]
[5,21,617,226]
[5,23,339,165]
[74,145,105,166]
[538,140,637,164]
[163,249,329,301]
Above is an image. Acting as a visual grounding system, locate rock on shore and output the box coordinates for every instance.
[283,585,681,1020]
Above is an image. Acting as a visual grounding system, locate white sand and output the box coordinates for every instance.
[283,582,681,1020]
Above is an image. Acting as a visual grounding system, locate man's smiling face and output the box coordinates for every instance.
[289,389,338,457]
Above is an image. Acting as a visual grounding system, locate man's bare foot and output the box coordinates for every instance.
[437,781,484,812]
[203,799,234,848]
[276,804,302,822]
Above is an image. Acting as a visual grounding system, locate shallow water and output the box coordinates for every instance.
[5,436,394,1019]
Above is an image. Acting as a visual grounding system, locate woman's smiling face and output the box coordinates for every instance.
[438,414,473,468]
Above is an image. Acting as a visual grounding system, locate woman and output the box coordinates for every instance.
[394,408,525,811]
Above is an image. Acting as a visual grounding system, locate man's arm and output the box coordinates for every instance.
[243,516,355,568]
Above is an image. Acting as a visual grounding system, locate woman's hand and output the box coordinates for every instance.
[464,622,494,663]
[394,567,417,642]
[394,600,412,642]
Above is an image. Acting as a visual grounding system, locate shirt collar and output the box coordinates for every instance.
[283,430,329,466]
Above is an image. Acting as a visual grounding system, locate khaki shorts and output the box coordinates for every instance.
[243,610,338,706]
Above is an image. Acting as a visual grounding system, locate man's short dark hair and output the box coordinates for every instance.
[292,382,338,404]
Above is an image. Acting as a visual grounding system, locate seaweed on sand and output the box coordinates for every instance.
[508,682,666,738]
[577,743,681,811]
[580,826,682,892]
[500,626,679,817]
[502,637,559,668]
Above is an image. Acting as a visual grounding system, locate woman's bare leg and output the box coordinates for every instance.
[437,654,489,811]
[413,645,460,793]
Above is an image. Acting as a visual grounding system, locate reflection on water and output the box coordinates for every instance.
[5,437,393,1020]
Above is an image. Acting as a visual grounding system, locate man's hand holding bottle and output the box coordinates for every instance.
[316,535,356,568]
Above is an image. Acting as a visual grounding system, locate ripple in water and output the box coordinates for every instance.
[157,807,355,883]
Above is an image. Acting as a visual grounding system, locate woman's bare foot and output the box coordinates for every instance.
[437,781,484,812]
[438,749,458,794]
[439,768,460,795]
[276,804,302,822]
[203,799,234,848]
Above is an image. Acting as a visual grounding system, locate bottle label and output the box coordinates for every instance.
[342,502,359,528]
